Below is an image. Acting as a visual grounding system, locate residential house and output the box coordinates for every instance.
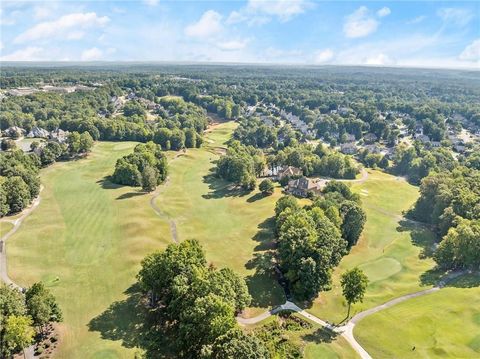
[454,143,466,153]
[277,166,303,180]
[345,133,356,142]
[414,133,430,143]
[364,144,382,154]
[49,129,69,144]
[287,177,328,198]
[415,124,424,135]
[27,126,49,138]
[364,133,378,144]
[4,126,25,138]
[341,142,357,155]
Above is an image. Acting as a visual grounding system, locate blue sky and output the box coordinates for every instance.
[0,0,479,68]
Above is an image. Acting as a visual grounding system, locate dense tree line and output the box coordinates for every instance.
[388,143,457,184]
[137,239,268,358]
[0,283,62,358]
[0,150,40,216]
[3,66,478,149]
[409,166,480,269]
[0,132,94,217]
[215,140,266,190]
[274,182,366,301]
[112,142,168,192]
[233,118,359,180]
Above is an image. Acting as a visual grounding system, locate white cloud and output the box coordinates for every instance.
[365,53,394,66]
[217,39,250,51]
[184,10,223,38]
[343,6,379,38]
[377,7,391,18]
[143,0,159,6]
[407,15,426,25]
[81,47,103,61]
[313,48,334,63]
[437,8,474,27]
[247,0,310,22]
[261,47,304,63]
[14,12,110,44]
[66,31,85,40]
[33,3,60,20]
[1,46,44,61]
[1,9,20,26]
[227,0,310,25]
[34,7,52,20]
[459,39,480,62]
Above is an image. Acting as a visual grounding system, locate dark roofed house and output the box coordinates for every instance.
[287,177,328,198]
[5,126,25,138]
[340,142,357,155]
[287,177,317,197]
[364,133,378,144]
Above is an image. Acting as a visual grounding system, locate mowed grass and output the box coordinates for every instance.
[155,121,285,313]
[308,170,436,323]
[7,141,171,359]
[355,284,480,358]
[7,121,285,357]
[0,221,14,238]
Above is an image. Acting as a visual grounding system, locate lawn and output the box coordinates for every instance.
[154,121,285,314]
[0,221,14,238]
[296,315,359,359]
[7,141,172,358]
[7,121,285,357]
[308,170,436,323]
[354,282,480,358]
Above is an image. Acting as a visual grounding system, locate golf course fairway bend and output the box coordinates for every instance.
[6,121,284,358]
[309,170,437,323]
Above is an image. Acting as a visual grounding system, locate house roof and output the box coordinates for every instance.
[280,166,302,177]
[288,177,316,190]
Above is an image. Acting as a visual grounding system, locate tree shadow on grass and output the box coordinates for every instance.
[96,176,124,190]
[201,173,251,199]
[88,284,176,358]
[244,217,286,308]
[397,219,437,259]
[420,268,480,288]
[302,327,339,344]
[116,192,146,200]
[247,192,267,203]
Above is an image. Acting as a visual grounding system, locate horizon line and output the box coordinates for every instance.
[0,60,479,72]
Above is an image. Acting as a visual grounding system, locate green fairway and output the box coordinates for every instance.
[354,283,480,358]
[308,170,436,323]
[0,221,14,238]
[154,121,285,314]
[7,121,284,357]
[7,141,172,358]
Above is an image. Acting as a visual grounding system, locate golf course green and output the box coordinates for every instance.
[5,120,477,358]
[354,284,480,358]
[309,170,437,323]
[6,121,284,357]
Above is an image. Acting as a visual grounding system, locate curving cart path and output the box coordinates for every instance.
[0,187,43,359]
[0,186,43,289]
[237,270,466,359]
[149,152,186,243]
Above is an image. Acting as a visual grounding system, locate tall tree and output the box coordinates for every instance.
[340,201,367,247]
[340,268,369,318]
[141,166,157,192]
[3,315,35,358]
